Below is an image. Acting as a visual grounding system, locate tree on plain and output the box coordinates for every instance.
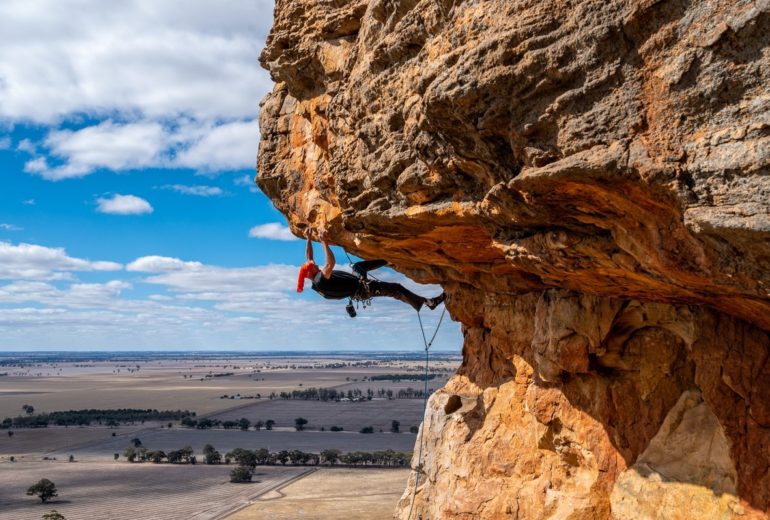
[26,479,58,503]
[124,447,137,462]
[147,450,166,463]
[113,453,119,461]
[225,448,256,468]
[178,446,194,463]
[203,444,221,465]
[391,420,400,433]
[7,430,13,438]
[254,420,264,431]
[294,417,308,431]
[254,448,270,464]
[265,419,275,430]
[130,437,142,448]
[229,465,253,483]
[22,404,34,415]
[321,449,341,466]
[42,511,66,520]
[276,450,290,465]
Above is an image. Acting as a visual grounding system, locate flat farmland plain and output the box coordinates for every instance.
[0,353,460,519]
[0,426,144,461]
[227,468,411,520]
[209,398,427,432]
[0,462,306,520]
[0,356,457,419]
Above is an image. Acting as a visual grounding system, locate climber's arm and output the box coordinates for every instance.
[320,231,335,279]
[305,233,314,262]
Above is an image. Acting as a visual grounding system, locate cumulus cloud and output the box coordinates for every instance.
[0,247,460,350]
[23,157,48,174]
[0,0,274,123]
[126,255,202,272]
[3,1,271,179]
[0,137,10,149]
[174,119,259,171]
[16,138,35,154]
[161,184,224,197]
[33,121,168,180]
[0,223,22,231]
[96,194,153,215]
[234,173,259,193]
[248,223,296,241]
[0,241,122,280]
[131,255,296,294]
[25,118,259,179]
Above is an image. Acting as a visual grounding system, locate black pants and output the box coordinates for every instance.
[354,260,426,311]
[365,279,426,311]
[351,259,388,278]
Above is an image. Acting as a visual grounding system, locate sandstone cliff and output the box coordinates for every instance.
[257,0,770,518]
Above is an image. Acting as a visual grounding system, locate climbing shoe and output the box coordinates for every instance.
[425,293,445,310]
[345,301,357,318]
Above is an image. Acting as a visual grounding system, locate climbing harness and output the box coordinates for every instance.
[407,304,447,520]
[343,250,377,316]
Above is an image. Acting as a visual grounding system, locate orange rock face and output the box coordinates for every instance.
[257,1,770,518]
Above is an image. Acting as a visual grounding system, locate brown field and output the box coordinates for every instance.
[226,468,411,520]
[0,461,305,520]
[0,353,458,520]
[0,426,144,461]
[0,356,457,420]
[209,398,427,432]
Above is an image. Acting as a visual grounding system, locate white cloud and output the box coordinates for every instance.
[2,1,272,180]
[38,121,168,180]
[23,157,48,174]
[137,258,296,294]
[22,198,35,205]
[161,184,224,197]
[249,223,296,241]
[0,241,122,280]
[234,173,259,193]
[174,119,259,171]
[17,138,35,154]
[127,255,202,272]
[96,194,153,215]
[0,223,22,231]
[0,0,274,123]
[0,280,131,307]
[25,118,259,179]
[0,137,10,149]
[0,247,461,350]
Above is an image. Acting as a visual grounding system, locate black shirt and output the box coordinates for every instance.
[311,270,361,300]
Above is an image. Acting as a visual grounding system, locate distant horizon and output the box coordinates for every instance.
[0,348,461,355]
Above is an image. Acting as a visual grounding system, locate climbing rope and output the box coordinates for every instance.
[408,304,447,520]
[342,247,449,519]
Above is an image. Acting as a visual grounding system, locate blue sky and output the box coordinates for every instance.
[0,0,460,351]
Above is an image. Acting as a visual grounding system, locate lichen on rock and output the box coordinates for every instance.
[257,0,770,518]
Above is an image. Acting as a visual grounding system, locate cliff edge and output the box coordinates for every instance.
[257,1,770,518]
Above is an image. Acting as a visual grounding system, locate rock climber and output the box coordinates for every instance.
[297,230,444,317]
